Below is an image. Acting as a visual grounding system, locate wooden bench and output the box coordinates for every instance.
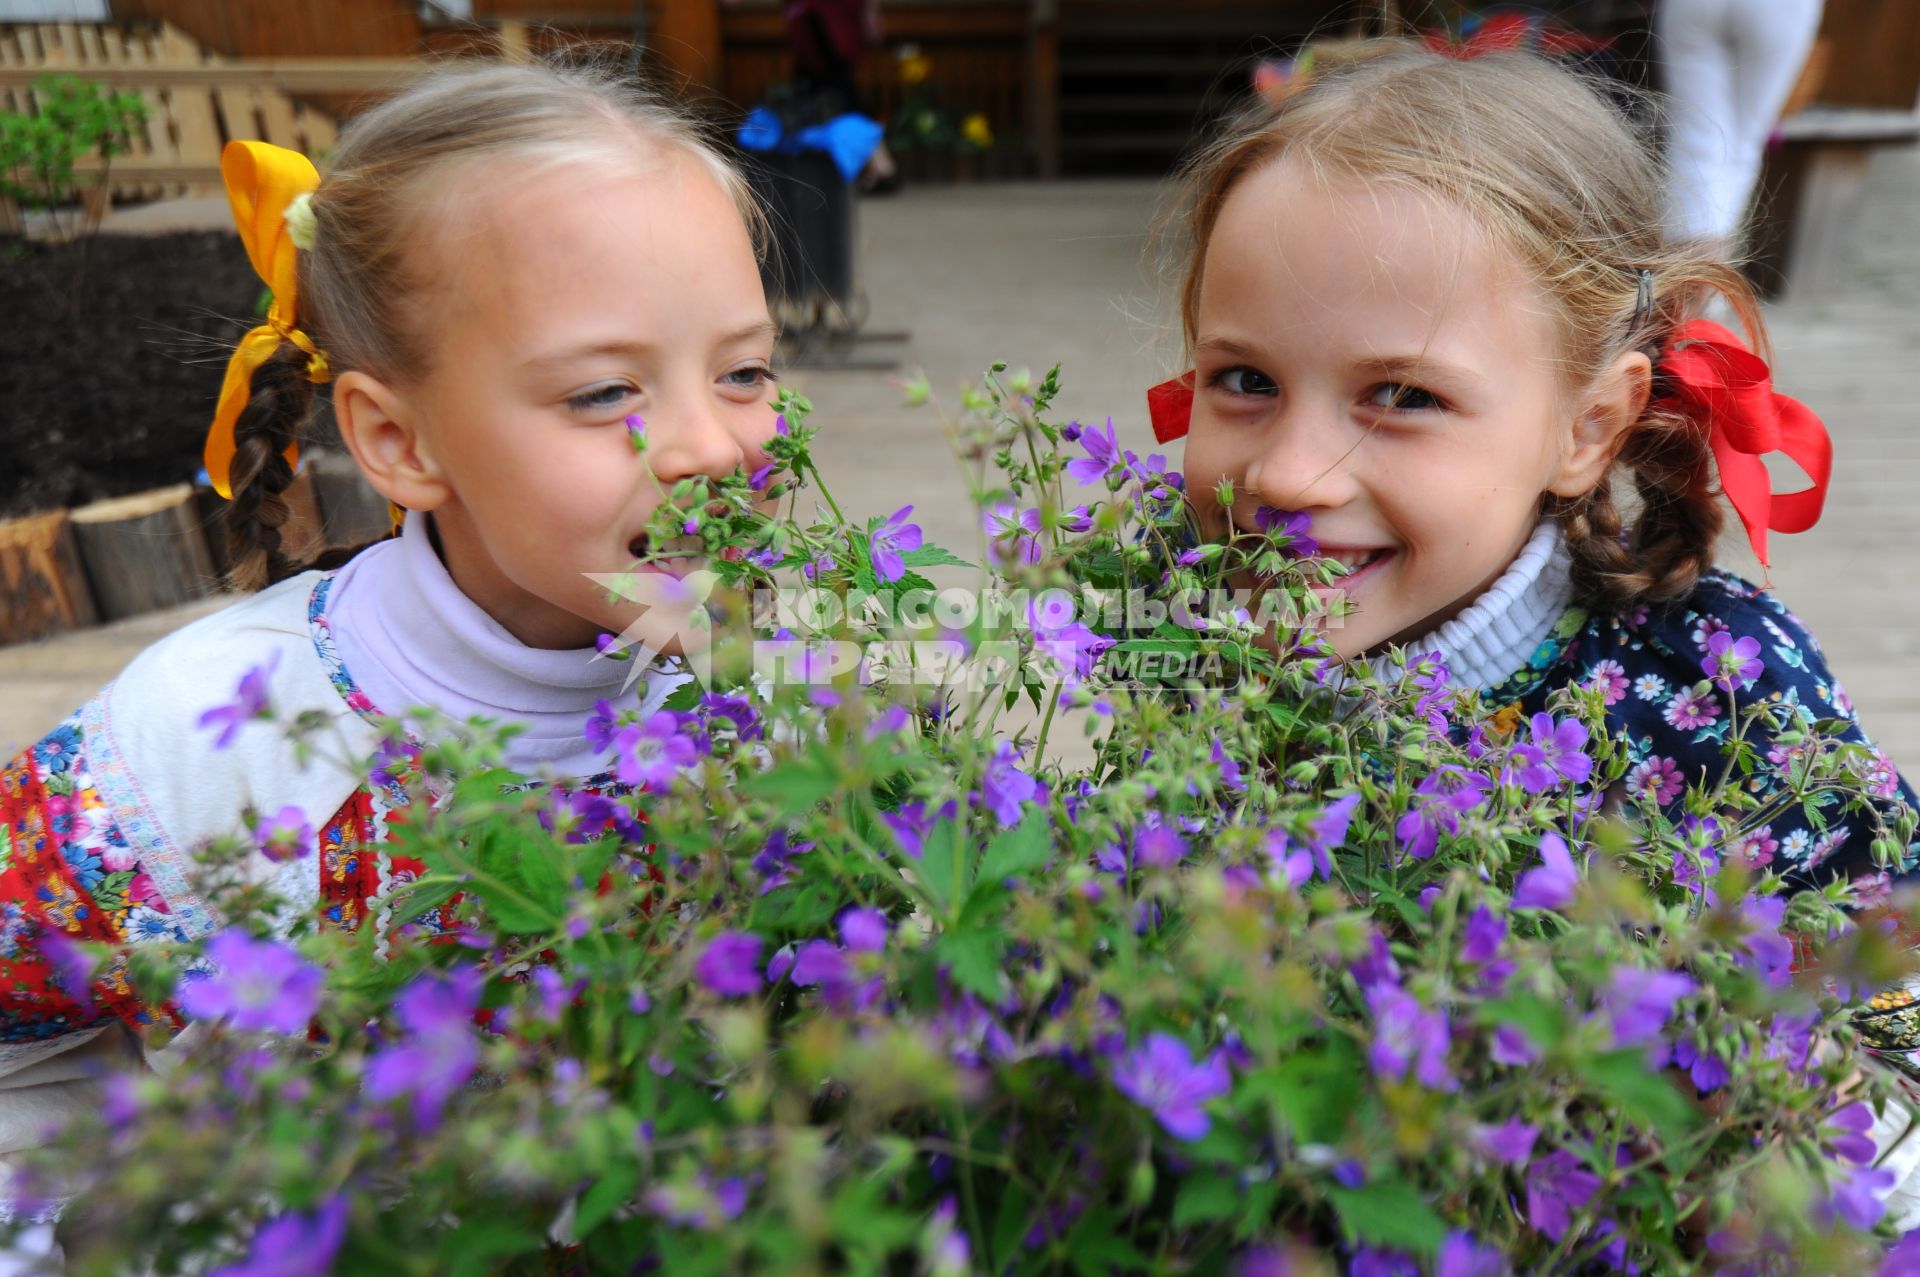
[1748,104,1920,299]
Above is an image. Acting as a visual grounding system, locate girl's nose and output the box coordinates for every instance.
[1244,410,1362,512]
[647,397,749,483]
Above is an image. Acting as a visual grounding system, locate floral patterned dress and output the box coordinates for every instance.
[1480,569,1919,885]
[0,573,627,1061]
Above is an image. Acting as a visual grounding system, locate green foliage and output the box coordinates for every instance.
[0,73,148,217]
[10,367,1918,1276]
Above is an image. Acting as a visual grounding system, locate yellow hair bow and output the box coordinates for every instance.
[205,140,332,500]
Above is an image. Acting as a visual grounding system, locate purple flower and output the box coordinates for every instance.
[40,931,97,1011]
[1603,965,1695,1049]
[1026,593,1113,683]
[1735,894,1793,989]
[1673,1037,1733,1092]
[252,805,314,864]
[1233,1245,1297,1277]
[614,711,697,790]
[839,907,888,952]
[1879,1231,1920,1276]
[984,499,1042,567]
[1513,832,1579,910]
[1350,1249,1419,1277]
[1350,929,1402,991]
[881,799,954,859]
[364,967,483,1129]
[1826,1101,1881,1166]
[1111,1032,1231,1141]
[1703,631,1765,693]
[1065,417,1120,486]
[1473,1118,1539,1166]
[646,1172,752,1231]
[924,1196,971,1277]
[1366,984,1455,1091]
[1526,1149,1601,1242]
[1310,793,1361,856]
[209,1196,348,1277]
[1253,506,1318,557]
[1133,815,1187,868]
[1820,1165,1895,1231]
[175,930,322,1035]
[1491,1024,1541,1066]
[978,741,1039,828]
[788,939,844,986]
[1512,710,1589,791]
[694,930,763,997]
[1394,768,1490,860]
[1460,905,1506,964]
[197,654,280,750]
[869,504,924,584]
[1436,1232,1510,1277]
[1209,739,1247,792]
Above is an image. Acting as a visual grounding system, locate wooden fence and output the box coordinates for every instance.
[0,20,344,204]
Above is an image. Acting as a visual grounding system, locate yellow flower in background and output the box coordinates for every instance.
[899,51,932,87]
[962,113,993,149]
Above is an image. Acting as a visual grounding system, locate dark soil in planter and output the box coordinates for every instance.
[0,231,264,520]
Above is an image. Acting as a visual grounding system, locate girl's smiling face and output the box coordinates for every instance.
[1183,157,1635,660]
[335,145,778,652]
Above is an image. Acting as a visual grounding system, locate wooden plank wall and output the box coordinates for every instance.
[107,0,421,58]
[1813,0,1920,111]
[0,20,339,202]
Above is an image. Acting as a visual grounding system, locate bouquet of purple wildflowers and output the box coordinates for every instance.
[13,367,1920,1276]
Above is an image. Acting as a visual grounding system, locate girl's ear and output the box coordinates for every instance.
[332,371,452,512]
[1546,349,1652,499]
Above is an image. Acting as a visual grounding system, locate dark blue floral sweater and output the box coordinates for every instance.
[1479,569,1919,887]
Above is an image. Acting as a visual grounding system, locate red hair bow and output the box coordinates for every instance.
[1147,371,1195,444]
[1655,320,1832,568]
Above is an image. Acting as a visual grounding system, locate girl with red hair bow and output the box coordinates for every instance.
[1149,39,1915,893]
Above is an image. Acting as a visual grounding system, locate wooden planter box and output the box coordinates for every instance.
[69,483,218,621]
[0,509,99,646]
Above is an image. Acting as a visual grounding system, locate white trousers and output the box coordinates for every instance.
[1658,0,1825,244]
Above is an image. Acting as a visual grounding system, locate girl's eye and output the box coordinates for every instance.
[721,364,777,390]
[1367,382,1443,412]
[567,382,636,412]
[1210,366,1278,397]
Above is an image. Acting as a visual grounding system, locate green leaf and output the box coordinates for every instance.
[914,812,967,914]
[901,544,974,570]
[1257,1041,1360,1145]
[389,878,462,927]
[1171,1173,1240,1229]
[1326,1181,1448,1256]
[574,1163,640,1237]
[990,1185,1034,1273]
[935,927,1006,1000]
[1580,1049,1700,1138]
[745,756,838,818]
[976,808,1051,885]
[441,1220,545,1277]
[1479,993,1566,1051]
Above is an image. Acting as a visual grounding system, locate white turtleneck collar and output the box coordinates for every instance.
[323,512,689,777]
[1366,518,1574,693]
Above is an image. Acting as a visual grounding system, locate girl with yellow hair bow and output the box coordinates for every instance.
[0,61,783,1204]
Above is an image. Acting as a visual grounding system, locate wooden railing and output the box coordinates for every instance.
[0,21,353,206]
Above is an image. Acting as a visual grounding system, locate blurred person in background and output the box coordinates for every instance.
[1658,0,1825,253]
